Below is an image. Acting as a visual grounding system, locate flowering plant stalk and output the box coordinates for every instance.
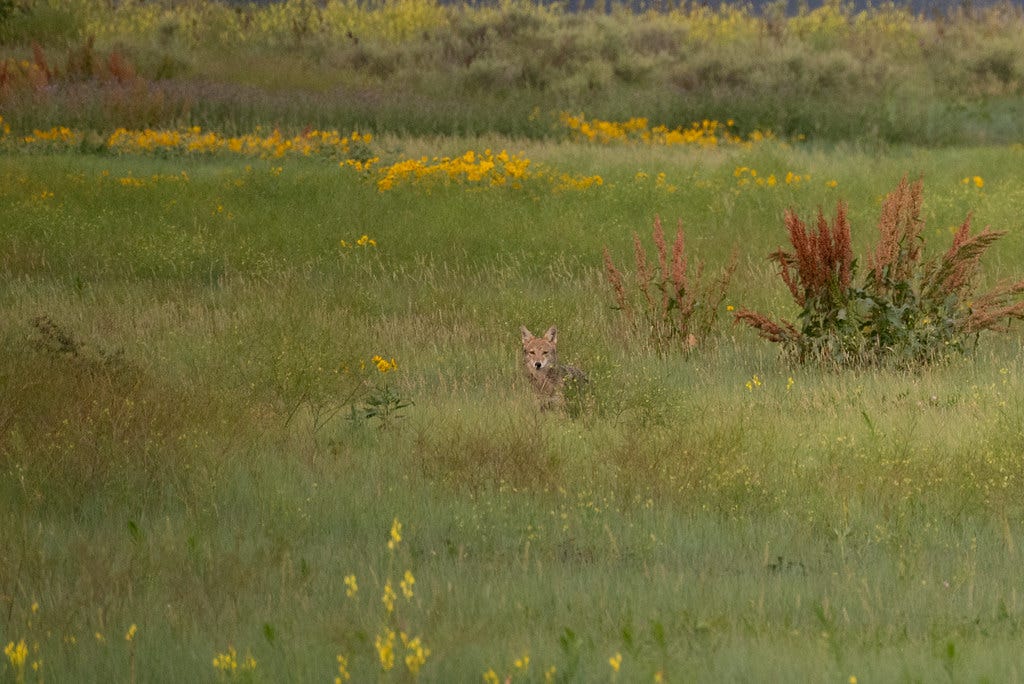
[603,215,736,353]
[350,355,412,429]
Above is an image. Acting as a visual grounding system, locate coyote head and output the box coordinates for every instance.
[520,325,558,373]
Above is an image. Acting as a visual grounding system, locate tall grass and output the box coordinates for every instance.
[3,137,1024,679]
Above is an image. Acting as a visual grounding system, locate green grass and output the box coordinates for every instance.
[3,139,1024,681]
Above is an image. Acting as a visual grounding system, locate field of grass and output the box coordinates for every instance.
[4,0,1024,682]
[3,127,1024,681]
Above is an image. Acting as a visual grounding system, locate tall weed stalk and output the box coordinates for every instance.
[603,215,736,353]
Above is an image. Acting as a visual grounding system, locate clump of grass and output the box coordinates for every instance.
[735,176,1024,365]
[1,315,212,507]
[603,215,736,353]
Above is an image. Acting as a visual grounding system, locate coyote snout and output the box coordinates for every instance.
[520,325,586,410]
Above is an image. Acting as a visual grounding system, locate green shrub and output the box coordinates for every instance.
[735,177,1024,365]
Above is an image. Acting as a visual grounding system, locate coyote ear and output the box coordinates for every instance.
[543,326,558,344]
[520,326,534,343]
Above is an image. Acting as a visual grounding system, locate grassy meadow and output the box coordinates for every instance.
[4,1,1024,682]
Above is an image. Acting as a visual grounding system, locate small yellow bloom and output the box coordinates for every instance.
[400,569,415,600]
[401,632,430,676]
[382,580,397,614]
[388,517,403,549]
[373,355,398,374]
[514,653,530,670]
[726,304,735,311]
[375,629,396,671]
[335,654,351,682]
[212,646,237,672]
[4,639,27,668]
[609,651,622,673]
[344,574,358,598]
[482,669,500,684]
[125,624,138,642]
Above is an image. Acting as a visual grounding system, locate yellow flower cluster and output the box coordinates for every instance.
[733,166,811,187]
[375,148,603,193]
[372,355,398,374]
[106,126,375,163]
[375,628,430,675]
[211,646,257,674]
[375,629,396,671]
[376,149,530,191]
[381,579,397,613]
[4,639,27,668]
[340,234,377,250]
[961,175,984,188]
[335,654,351,683]
[23,127,82,146]
[387,516,402,547]
[560,112,772,148]
[401,632,430,677]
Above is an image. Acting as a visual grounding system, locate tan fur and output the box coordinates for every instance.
[520,325,586,410]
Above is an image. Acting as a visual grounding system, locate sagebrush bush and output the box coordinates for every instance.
[735,177,1024,365]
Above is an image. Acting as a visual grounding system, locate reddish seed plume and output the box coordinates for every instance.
[835,201,852,290]
[602,246,631,320]
[651,216,670,316]
[671,222,687,301]
[633,232,654,310]
[733,309,801,343]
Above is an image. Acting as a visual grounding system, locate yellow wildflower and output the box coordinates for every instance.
[335,654,351,682]
[372,355,398,374]
[212,646,237,673]
[609,651,622,673]
[400,569,415,599]
[125,624,138,641]
[388,517,402,549]
[382,580,397,614]
[375,629,396,671]
[344,574,358,598]
[4,639,27,668]
[401,632,430,677]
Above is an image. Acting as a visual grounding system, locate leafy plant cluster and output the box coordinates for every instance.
[735,177,1024,365]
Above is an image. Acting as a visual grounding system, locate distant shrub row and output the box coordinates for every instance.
[1,0,1023,142]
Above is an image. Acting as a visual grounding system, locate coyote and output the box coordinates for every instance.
[520,325,587,410]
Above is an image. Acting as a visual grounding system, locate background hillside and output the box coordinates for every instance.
[2,0,1023,144]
